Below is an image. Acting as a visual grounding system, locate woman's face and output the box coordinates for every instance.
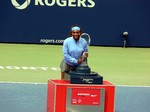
[72,30,81,41]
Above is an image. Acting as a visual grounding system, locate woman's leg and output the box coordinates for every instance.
[61,72,65,79]
[60,60,69,79]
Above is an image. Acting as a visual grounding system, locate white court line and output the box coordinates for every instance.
[0,81,150,87]
[0,81,47,85]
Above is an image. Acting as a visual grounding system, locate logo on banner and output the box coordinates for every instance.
[11,0,95,10]
[11,0,31,10]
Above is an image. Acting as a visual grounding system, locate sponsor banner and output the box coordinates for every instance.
[0,0,150,47]
[40,39,64,44]
[11,0,95,9]
[71,88,100,105]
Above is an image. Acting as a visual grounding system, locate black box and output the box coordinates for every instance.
[70,75,103,84]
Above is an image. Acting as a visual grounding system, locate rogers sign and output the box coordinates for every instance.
[11,0,95,10]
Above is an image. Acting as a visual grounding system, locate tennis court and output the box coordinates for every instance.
[0,43,150,112]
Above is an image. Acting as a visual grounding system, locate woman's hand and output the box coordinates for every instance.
[83,52,88,58]
[78,57,83,64]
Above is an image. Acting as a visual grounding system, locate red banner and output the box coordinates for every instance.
[71,88,100,106]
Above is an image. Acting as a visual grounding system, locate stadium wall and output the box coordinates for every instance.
[0,0,150,47]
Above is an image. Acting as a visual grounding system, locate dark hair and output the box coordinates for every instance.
[68,25,83,37]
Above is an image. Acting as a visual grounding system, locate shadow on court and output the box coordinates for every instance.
[0,83,150,112]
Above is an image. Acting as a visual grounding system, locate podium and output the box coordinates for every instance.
[47,80,115,112]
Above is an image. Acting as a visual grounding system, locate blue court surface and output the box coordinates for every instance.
[0,82,150,112]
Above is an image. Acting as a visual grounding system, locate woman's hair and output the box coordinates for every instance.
[68,25,83,37]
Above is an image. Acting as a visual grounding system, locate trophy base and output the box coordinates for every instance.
[64,72,103,84]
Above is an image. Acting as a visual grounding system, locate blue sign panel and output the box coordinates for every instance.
[0,0,150,47]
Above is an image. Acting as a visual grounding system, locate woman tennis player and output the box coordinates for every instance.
[60,25,88,79]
